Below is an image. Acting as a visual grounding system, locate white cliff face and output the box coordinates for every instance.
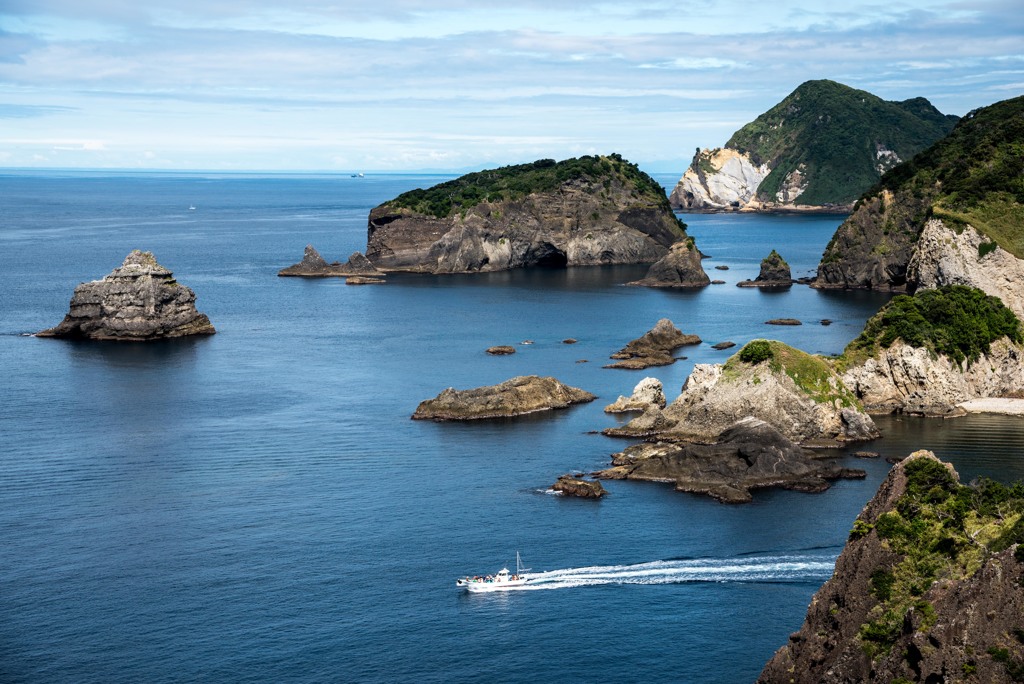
[774,165,808,203]
[604,377,667,413]
[841,338,1024,416]
[669,149,769,210]
[908,218,1024,322]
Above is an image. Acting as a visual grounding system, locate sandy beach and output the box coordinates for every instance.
[958,398,1024,416]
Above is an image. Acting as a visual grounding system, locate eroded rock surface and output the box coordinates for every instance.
[412,375,596,421]
[37,250,215,341]
[552,475,607,498]
[279,245,384,278]
[737,249,793,288]
[626,239,710,288]
[604,377,666,413]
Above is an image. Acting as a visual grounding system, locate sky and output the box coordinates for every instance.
[0,0,1021,173]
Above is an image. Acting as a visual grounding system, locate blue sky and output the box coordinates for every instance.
[1,0,1021,172]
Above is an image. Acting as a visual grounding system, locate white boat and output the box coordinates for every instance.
[456,552,531,592]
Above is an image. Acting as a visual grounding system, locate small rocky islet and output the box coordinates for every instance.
[604,318,700,369]
[37,250,215,341]
[411,375,596,421]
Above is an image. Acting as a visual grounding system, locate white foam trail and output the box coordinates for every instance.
[483,554,837,591]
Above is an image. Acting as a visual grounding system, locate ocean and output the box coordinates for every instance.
[3,171,1023,683]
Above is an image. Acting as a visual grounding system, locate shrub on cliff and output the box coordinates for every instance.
[843,285,1023,369]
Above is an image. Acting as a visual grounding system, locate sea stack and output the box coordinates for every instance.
[37,250,216,341]
[737,249,793,287]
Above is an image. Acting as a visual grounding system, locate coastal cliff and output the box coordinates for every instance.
[37,250,215,341]
[815,94,1024,293]
[365,155,688,273]
[670,80,957,213]
[838,285,1024,415]
[759,451,1024,683]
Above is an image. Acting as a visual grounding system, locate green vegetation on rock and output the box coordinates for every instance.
[726,80,958,206]
[857,457,1024,658]
[728,339,859,407]
[384,154,680,221]
[842,285,1023,369]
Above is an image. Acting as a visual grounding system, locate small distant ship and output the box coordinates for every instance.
[188,205,196,211]
[351,172,364,178]
[456,552,531,592]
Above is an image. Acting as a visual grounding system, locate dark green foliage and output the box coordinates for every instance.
[738,340,773,364]
[725,80,957,205]
[385,154,675,219]
[988,645,1024,681]
[844,285,1023,368]
[979,240,1000,258]
[870,569,895,600]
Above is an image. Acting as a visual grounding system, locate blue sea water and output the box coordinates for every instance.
[2,171,1023,683]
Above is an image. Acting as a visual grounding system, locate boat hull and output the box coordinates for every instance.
[457,577,530,592]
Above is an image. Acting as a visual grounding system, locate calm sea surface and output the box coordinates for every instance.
[2,171,1023,683]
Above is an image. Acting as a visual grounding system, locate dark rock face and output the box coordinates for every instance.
[626,239,710,288]
[711,341,736,350]
[595,417,865,503]
[737,249,793,287]
[552,475,607,498]
[605,318,701,369]
[37,250,215,341]
[412,375,596,421]
[279,245,384,278]
[766,318,802,326]
[759,451,1024,683]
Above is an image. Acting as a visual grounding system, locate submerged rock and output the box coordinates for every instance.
[737,249,793,288]
[595,417,865,504]
[412,375,596,421]
[552,475,607,498]
[605,318,701,369]
[37,250,215,341]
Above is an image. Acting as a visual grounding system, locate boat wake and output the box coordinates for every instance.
[502,552,837,591]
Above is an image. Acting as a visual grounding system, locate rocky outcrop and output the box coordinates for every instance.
[607,341,878,446]
[485,345,516,355]
[604,377,666,413]
[37,250,215,341]
[737,249,792,287]
[759,451,1024,683]
[908,219,1024,322]
[552,475,607,498]
[670,80,957,213]
[604,318,701,369]
[841,337,1024,416]
[411,375,596,421]
[626,238,710,288]
[595,417,865,504]
[669,148,769,211]
[278,245,384,278]
[365,155,688,274]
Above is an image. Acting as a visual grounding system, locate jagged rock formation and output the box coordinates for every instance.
[551,475,607,498]
[759,451,1024,683]
[737,249,793,287]
[606,340,878,446]
[411,375,596,421]
[595,417,865,504]
[278,245,384,278]
[670,80,957,212]
[837,285,1024,415]
[37,250,215,341]
[604,318,701,369]
[365,155,689,274]
[815,94,1024,294]
[625,237,710,288]
[604,377,666,413]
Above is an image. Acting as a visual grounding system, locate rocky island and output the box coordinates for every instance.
[737,249,793,287]
[606,340,878,446]
[625,237,710,288]
[760,451,1024,682]
[595,417,865,504]
[815,94,1024,320]
[364,155,691,274]
[605,318,701,369]
[670,80,958,213]
[37,250,216,341]
[412,375,596,421]
[278,245,384,279]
